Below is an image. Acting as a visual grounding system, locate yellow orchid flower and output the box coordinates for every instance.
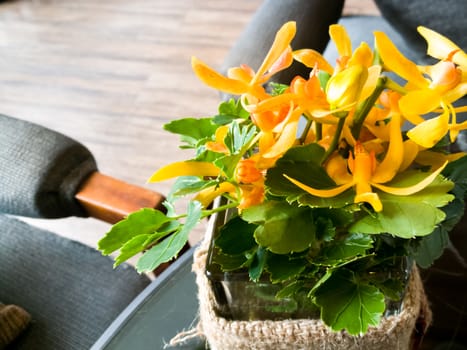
[285,141,447,212]
[191,21,296,100]
[283,108,446,212]
[374,30,467,147]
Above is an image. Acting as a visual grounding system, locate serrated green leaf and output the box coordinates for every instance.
[168,176,217,200]
[224,121,256,155]
[98,208,173,255]
[214,98,250,121]
[321,233,373,264]
[350,201,446,238]
[411,226,450,268]
[314,268,385,335]
[242,201,316,254]
[135,201,202,273]
[275,280,305,299]
[249,246,267,282]
[266,253,307,283]
[266,144,336,197]
[114,234,151,266]
[216,216,257,255]
[212,251,248,271]
[164,117,218,148]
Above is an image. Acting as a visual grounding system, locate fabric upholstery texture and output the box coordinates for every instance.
[374,0,467,62]
[0,215,150,350]
[0,114,97,218]
[220,0,345,86]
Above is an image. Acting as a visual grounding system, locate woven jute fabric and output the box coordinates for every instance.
[193,238,432,350]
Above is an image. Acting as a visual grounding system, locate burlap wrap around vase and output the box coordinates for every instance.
[193,235,432,350]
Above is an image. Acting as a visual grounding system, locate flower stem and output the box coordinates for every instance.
[351,76,387,140]
[202,200,239,217]
[321,116,346,165]
[299,117,313,144]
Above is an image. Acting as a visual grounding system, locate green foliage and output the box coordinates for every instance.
[313,268,385,335]
[213,98,250,125]
[136,201,202,272]
[164,117,218,149]
[242,201,316,254]
[98,208,174,256]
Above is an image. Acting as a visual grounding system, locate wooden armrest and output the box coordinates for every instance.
[75,172,165,224]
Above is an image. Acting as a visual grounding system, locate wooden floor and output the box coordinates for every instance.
[0,0,379,249]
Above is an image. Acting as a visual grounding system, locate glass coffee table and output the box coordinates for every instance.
[91,246,207,350]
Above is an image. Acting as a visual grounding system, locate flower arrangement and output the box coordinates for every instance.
[98,22,467,335]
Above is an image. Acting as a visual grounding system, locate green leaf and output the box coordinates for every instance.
[135,201,202,273]
[168,176,217,200]
[249,246,267,282]
[411,226,450,268]
[242,201,316,254]
[266,253,307,283]
[313,268,385,335]
[350,201,446,238]
[266,144,335,196]
[269,82,289,96]
[276,280,305,299]
[224,121,256,155]
[215,216,257,255]
[114,234,151,266]
[321,233,373,264]
[212,251,248,271]
[164,117,218,148]
[98,208,173,255]
[213,98,250,124]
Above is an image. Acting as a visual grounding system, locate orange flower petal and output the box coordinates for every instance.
[191,56,248,94]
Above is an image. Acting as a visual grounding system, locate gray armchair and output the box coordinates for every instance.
[0,115,166,349]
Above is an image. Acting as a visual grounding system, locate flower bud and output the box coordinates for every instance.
[326,65,368,110]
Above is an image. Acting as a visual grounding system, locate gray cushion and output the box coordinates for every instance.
[0,115,97,218]
[375,0,467,60]
[0,215,150,349]
[220,0,345,85]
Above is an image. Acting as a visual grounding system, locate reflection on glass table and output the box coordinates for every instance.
[91,245,207,350]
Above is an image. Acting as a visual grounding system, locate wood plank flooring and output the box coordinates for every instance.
[0,0,379,249]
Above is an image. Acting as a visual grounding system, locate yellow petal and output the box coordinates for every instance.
[399,139,419,172]
[284,174,354,198]
[191,57,248,94]
[329,24,352,58]
[359,65,381,101]
[354,192,383,212]
[372,161,448,196]
[348,42,374,68]
[292,49,334,74]
[254,21,296,82]
[417,26,467,68]
[262,117,299,158]
[148,161,221,182]
[407,108,449,148]
[194,182,236,209]
[372,113,403,183]
[374,31,427,88]
[399,89,441,125]
[416,150,466,169]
